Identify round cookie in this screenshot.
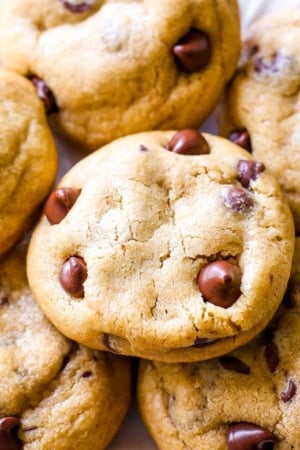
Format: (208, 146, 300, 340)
(0, 245, 131, 450)
(137, 238, 300, 450)
(0, 68, 57, 259)
(219, 10, 300, 232)
(0, 0, 240, 150)
(27, 130, 294, 363)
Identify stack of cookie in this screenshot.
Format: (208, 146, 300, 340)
(0, 1, 297, 449)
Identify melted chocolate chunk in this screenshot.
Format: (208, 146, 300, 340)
(29, 76, 58, 115)
(229, 129, 252, 153)
(173, 29, 211, 73)
(228, 422, 277, 450)
(198, 260, 241, 308)
(237, 160, 265, 189)
(280, 378, 296, 402)
(264, 340, 279, 373)
(219, 355, 250, 374)
(0, 417, 22, 450)
(166, 129, 210, 155)
(82, 371, 93, 378)
(222, 186, 254, 212)
(60, 0, 93, 13)
(45, 187, 81, 225)
(60, 256, 87, 298)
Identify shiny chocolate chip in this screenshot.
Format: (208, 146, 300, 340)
(60, 0, 93, 13)
(237, 160, 265, 189)
(45, 187, 81, 225)
(264, 340, 279, 373)
(229, 129, 252, 153)
(0, 417, 21, 450)
(222, 186, 254, 212)
(228, 422, 277, 450)
(219, 355, 250, 374)
(29, 76, 59, 115)
(198, 260, 241, 308)
(166, 129, 210, 155)
(173, 29, 211, 73)
(280, 378, 296, 402)
(60, 256, 87, 298)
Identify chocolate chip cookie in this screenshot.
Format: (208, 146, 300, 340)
(27, 129, 294, 362)
(219, 9, 300, 232)
(0, 68, 57, 259)
(0, 0, 240, 150)
(0, 245, 131, 450)
(137, 237, 300, 450)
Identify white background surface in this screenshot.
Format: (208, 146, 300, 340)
(49, 0, 300, 449)
(103, 1, 300, 448)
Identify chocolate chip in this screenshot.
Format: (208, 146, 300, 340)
(229, 129, 252, 153)
(228, 422, 277, 450)
(0, 295, 8, 306)
(222, 186, 254, 212)
(139, 144, 148, 152)
(219, 355, 250, 374)
(45, 187, 81, 225)
(198, 260, 241, 308)
(0, 417, 22, 450)
(173, 29, 211, 73)
(59, 0, 93, 13)
(82, 371, 93, 378)
(28, 76, 58, 115)
(166, 129, 210, 155)
(60, 256, 87, 298)
(237, 160, 265, 189)
(264, 340, 279, 373)
(192, 337, 217, 347)
(280, 378, 296, 402)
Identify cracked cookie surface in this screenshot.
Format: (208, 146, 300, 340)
(0, 68, 57, 259)
(0, 0, 240, 150)
(137, 237, 300, 450)
(0, 245, 131, 450)
(219, 10, 300, 232)
(27, 130, 294, 362)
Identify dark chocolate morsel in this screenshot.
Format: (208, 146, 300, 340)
(60, 256, 87, 298)
(222, 186, 254, 212)
(229, 129, 252, 152)
(237, 160, 265, 189)
(219, 355, 250, 374)
(198, 260, 241, 308)
(166, 129, 210, 155)
(228, 422, 277, 450)
(264, 340, 279, 373)
(0, 417, 22, 450)
(45, 187, 81, 225)
(28, 75, 59, 115)
(192, 337, 217, 347)
(173, 29, 211, 73)
(253, 52, 290, 74)
(280, 378, 297, 402)
(59, 0, 93, 13)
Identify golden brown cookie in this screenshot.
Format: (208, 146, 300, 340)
(0, 0, 240, 150)
(27, 130, 294, 362)
(219, 10, 300, 232)
(137, 237, 300, 450)
(0, 245, 131, 450)
(0, 68, 57, 259)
